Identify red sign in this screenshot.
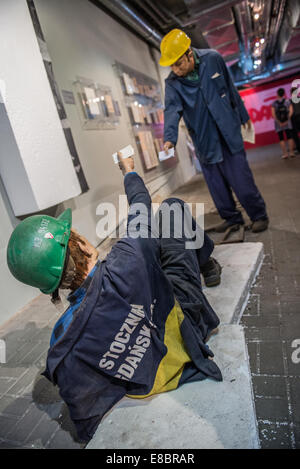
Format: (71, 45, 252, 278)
(240, 74, 300, 148)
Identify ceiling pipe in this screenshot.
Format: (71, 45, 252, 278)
(153, 2, 185, 29)
(214, 39, 238, 50)
(235, 71, 271, 86)
(261, 0, 273, 47)
(91, 0, 163, 49)
(202, 18, 235, 36)
(271, 57, 300, 75)
(232, 1, 253, 75)
(265, 0, 286, 58)
(143, 0, 173, 26)
(134, 0, 244, 30)
(181, 0, 243, 27)
(133, 0, 167, 30)
(235, 56, 300, 86)
(273, 0, 300, 60)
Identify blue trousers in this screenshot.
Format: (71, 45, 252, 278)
(158, 197, 220, 342)
(201, 142, 268, 225)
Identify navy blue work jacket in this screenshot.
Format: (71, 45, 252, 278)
(43, 173, 222, 442)
(164, 48, 250, 164)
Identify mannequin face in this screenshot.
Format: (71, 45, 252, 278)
(171, 50, 195, 77)
(65, 229, 99, 292)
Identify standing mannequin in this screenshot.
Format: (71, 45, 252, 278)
(160, 29, 269, 233)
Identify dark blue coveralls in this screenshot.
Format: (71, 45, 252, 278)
(164, 48, 268, 226)
(44, 172, 221, 442)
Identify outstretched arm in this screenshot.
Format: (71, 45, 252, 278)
(118, 153, 152, 211)
(163, 82, 183, 152)
(118, 154, 160, 263)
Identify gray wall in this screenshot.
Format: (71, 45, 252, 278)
(34, 0, 195, 245)
(0, 108, 39, 324)
(0, 186, 40, 326)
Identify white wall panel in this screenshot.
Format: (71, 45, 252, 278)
(0, 0, 81, 216)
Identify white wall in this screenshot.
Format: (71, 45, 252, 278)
(0, 0, 81, 216)
(0, 0, 195, 327)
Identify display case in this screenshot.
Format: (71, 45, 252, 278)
(73, 76, 121, 130)
(114, 62, 178, 171)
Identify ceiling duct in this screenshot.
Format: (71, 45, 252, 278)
(274, 0, 300, 61)
(90, 0, 300, 86)
(232, 1, 252, 75)
(265, 0, 287, 61)
(181, 0, 243, 26)
(132, 0, 169, 30)
(90, 0, 163, 48)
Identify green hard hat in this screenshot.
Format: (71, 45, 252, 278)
(7, 209, 72, 294)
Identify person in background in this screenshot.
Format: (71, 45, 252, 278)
(160, 29, 269, 234)
(290, 86, 300, 154)
(271, 88, 295, 159)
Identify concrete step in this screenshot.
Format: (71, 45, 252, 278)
(87, 242, 264, 449)
(205, 242, 264, 324)
(87, 325, 259, 449)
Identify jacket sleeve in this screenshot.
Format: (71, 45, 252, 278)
(163, 81, 183, 145)
(124, 172, 151, 207)
(215, 52, 250, 125)
(124, 172, 160, 264)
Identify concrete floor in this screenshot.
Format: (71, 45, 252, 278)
(239, 147, 300, 449)
(0, 143, 299, 449)
(175, 144, 300, 449)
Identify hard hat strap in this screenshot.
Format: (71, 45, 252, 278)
(59, 248, 76, 290)
(50, 247, 76, 314)
(51, 288, 66, 315)
(51, 288, 60, 304)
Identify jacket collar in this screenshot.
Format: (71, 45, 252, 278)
(67, 260, 101, 305)
(166, 48, 209, 84)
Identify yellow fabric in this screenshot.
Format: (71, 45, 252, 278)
(127, 301, 191, 399)
(159, 29, 191, 67)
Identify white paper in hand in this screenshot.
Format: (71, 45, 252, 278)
(241, 121, 255, 144)
(112, 144, 134, 164)
(159, 148, 175, 161)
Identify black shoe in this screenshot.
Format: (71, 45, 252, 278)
(214, 220, 243, 233)
(251, 218, 269, 233)
(201, 257, 222, 287)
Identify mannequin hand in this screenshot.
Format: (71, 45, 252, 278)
(163, 141, 174, 155)
(243, 119, 252, 131)
(118, 152, 134, 175)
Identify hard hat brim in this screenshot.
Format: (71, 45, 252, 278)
(159, 57, 178, 67)
(57, 208, 72, 230)
(40, 209, 72, 294)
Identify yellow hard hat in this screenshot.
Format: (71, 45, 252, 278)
(159, 29, 191, 67)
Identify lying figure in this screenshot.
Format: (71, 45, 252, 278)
(7, 154, 223, 442)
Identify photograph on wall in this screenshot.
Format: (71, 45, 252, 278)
(115, 61, 178, 172)
(73, 77, 121, 130)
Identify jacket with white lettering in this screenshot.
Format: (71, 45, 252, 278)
(43, 172, 222, 442)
